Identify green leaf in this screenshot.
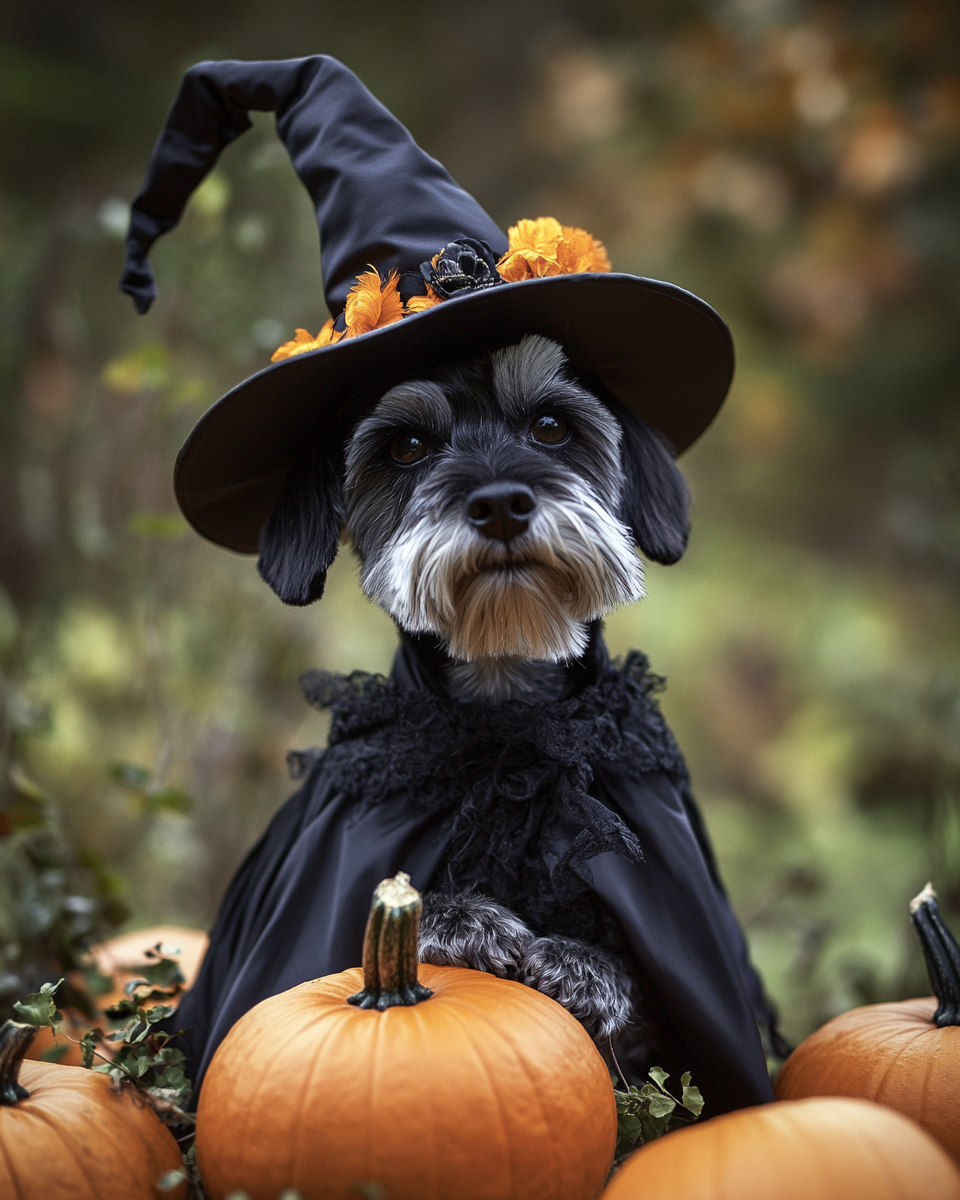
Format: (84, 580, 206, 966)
(140, 957, 186, 987)
(145, 786, 193, 815)
(156, 1170, 187, 1191)
(648, 1066, 669, 1090)
(680, 1072, 691, 1088)
(681, 1084, 705, 1116)
(81, 966, 115, 997)
(13, 978, 63, 1028)
(39, 1041, 71, 1063)
(646, 1093, 677, 1120)
(107, 761, 151, 789)
(80, 1029, 98, 1069)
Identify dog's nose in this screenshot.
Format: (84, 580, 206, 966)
(465, 483, 537, 543)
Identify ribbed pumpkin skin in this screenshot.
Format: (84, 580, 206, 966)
(774, 998, 960, 1164)
(0, 1060, 186, 1200)
(602, 1096, 960, 1200)
(197, 963, 616, 1200)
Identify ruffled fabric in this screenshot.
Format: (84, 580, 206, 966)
(294, 652, 687, 945)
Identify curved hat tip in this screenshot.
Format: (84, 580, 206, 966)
(120, 254, 157, 315)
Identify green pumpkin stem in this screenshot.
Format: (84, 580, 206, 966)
(0, 1021, 35, 1106)
(910, 883, 960, 1027)
(347, 872, 433, 1010)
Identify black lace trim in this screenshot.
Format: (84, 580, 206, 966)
(294, 652, 687, 942)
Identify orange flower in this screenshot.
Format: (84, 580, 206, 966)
(271, 320, 339, 362)
(497, 217, 611, 281)
(341, 268, 404, 338)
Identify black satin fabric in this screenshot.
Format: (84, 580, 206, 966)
(121, 55, 506, 317)
(175, 632, 776, 1114)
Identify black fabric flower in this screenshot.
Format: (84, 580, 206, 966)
(420, 237, 502, 298)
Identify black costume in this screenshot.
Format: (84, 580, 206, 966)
(176, 628, 776, 1113)
(125, 57, 779, 1117)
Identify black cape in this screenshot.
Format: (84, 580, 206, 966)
(176, 629, 778, 1114)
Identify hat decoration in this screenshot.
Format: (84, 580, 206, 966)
(120, 55, 733, 555)
(271, 219, 612, 362)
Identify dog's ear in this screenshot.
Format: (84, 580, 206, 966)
(617, 409, 691, 565)
(257, 441, 345, 605)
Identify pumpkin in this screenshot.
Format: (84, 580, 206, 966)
(196, 873, 617, 1200)
(774, 884, 960, 1164)
(0, 1019, 187, 1199)
(601, 1096, 960, 1200)
(26, 925, 208, 1067)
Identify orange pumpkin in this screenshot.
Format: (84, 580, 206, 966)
(0, 1020, 186, 1199)
(774, 884, 960, 1164)
(601, 1096, 960, 1200)
(196, 873, 616, 1200)
(26, 925, 208, 1067)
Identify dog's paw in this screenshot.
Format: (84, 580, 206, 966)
(419, 892, 535, 978)
(519, 936, 634, 1039)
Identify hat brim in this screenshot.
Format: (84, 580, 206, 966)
(174, 272, 733, 553)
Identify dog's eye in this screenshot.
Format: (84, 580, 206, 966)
(531, 414, 569, 445)
(389, 434, 427, 464)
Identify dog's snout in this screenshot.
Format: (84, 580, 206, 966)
(465, 482, 537, 543)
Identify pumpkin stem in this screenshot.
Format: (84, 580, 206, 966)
(910, 883, 960, 1027)
(347, 872, 433, 1010)
(0, 1021, 35, 1105)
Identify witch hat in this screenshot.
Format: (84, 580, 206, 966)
(121, 55, 733, 555)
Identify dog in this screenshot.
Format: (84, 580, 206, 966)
(256, 332, 691, 1047)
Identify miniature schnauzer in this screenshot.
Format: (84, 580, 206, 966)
(258, 334, 690, 1043)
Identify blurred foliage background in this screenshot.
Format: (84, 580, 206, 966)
(1, 0, 959, 1046)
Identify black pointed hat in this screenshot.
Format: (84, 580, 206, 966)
(122, 56, 733, 554)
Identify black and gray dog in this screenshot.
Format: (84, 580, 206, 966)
(257, 332, 690, 1045)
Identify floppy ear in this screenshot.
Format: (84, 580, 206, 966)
(617, 408, 691, 565)
(257, 441, 345, 605)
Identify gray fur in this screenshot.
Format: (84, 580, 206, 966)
(419, 892, 534, 977)
(520, 935, 635, 1039)
(420, 892, 635, 1039)
(344, 335, 644, 676)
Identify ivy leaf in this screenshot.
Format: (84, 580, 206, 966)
(79, 1029, 99, 1069)
(681, 1082, 705, 1117)
(13, 978, 63, 1028)
(140, 956, 186, 988)
(646, 1093, 677, 1120)
(648, 1066, 669, 1089)
(39, 1041, 71, 1063)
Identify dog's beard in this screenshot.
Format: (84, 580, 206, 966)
(360, 480, 645, 662)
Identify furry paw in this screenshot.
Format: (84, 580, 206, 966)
(519, 936, 634, 1039)
(419, 892, 535, 978)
